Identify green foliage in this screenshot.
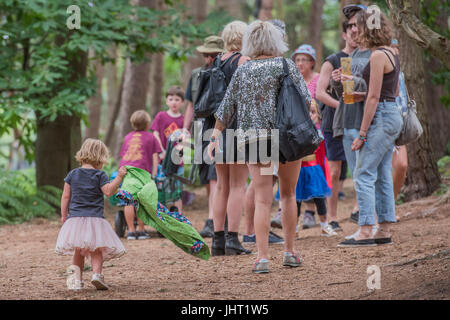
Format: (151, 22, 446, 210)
(0, 0, 224, 162)
(0, 168, 62, 225)
(437, 155, 450, 178)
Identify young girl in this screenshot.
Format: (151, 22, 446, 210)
(296, 100, 336, 237)
(55, 139, 127, 290)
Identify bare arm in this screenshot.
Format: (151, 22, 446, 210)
(152, 153, 159, 178)
(153, 131, 165, 153)
(359, 51, 385, 135)
(61, 183, 71, 224)
(316, 61, 339, 109)
(183, 101, 194, 131)
(101, 166, 127, 198)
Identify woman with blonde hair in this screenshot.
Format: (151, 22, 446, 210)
(209, 20, 251, 256)
(209, 20, 311, 272)
(338, 9, 402, 247)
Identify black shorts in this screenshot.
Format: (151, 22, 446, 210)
(324, 132, 346, 161)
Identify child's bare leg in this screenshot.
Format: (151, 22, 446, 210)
(124, 205, 136, 232)
(137, 218, 146, 232)
(72, 248, 85, 279)
(91, 249, 103, 275)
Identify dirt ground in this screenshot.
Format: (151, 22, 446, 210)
(0, 178, 449, 300)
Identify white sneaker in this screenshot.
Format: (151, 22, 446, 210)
(344, 226, 378, 240)
(321, 224, 338, 237)
(91, 273, 109, 290)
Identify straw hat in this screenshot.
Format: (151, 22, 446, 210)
(196, 35, 226, 53)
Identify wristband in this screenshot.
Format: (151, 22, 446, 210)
(359, 135, 369, 147)
(210, 136, 216, 143)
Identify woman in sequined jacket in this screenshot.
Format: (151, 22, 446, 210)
(208, 20, 311, 273)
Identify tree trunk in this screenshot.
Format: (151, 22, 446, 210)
(113, 0, 156, 159)
(114, 58, 151, 158)
(148, 0, 165, 118)
(397, 1, 441, 201)
(35, 45, 87, 188)
(307, 0, 325, 71)
(103, 45, 118, 134)
(84, 50, 103, 139)
(257, 0, 273, 21)
(215, 0, 244, 20)
(104, 67, 125, 150)
(181, 0, 209, 90)
(423, 6, 449, 159)
(149, 53, 164, 118)
(388, 0, 450, 69)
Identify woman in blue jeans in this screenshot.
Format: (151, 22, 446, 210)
(338, 9, 403, 247)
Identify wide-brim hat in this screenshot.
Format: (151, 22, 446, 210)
(291, 44, 316, 62)
(196, 35, 226, 53)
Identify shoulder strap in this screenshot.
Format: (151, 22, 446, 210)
(282, 58, 289, 76)
(377, 48, 396, 69)
(220, 52, 240, 68)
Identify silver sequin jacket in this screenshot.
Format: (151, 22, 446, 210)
(214, 57, 311, 144)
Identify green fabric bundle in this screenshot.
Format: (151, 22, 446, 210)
(118, 166, 210, 260)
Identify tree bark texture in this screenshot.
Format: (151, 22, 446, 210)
(257, 0, 273, 21)
(84, 51, 103, 139)
(181, 0, 209, 90)
(104, 45, 118, 134)
(388, 0, 450, 69)
(35, 47, 87, 188)
(307, 0, 325, 71)
(215, 0, 244, 20)
(396, 1, 441, 201)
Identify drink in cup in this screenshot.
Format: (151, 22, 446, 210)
(343, 80, 355, 104)
(341, 57, 352, 76)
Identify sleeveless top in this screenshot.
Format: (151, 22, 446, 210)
(362, 48, 400, 101)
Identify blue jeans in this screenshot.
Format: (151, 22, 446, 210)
(343, 128, 360, 178)
(353, 101, 403, 226)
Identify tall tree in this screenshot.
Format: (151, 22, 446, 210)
(256, 0, 273, 20)
(103, 45, 119, 134)
(181, 0, 209, 90)
(395, 0, 441, 201)
(307, 0, 325, 70)
(387, 0, 450, 69)
(149, 0, 165, 118)
(215, 0, 244, 20)
(84, 50, 103, 139)
(114, 0, 157, 158)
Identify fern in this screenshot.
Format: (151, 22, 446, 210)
(0, 168, 62, 225)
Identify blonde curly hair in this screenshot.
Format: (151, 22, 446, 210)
(75, 138, 109, 167)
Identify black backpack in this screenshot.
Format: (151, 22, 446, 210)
(194, 52, 240, 119)
(276, 59, 323, 163)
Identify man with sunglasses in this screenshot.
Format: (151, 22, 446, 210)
(316, 5, 365, 232)
(183, 35, 225, 238)
(330, 4, 374, 236)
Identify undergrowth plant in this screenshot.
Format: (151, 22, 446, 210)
(0, 168, 62, 225)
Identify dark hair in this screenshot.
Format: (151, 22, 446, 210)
(166, 85, 185, 101)
(342, 21, 349, 33)
(356, 9, 393, 48)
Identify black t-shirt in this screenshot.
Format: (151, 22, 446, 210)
(320, 51, 349, 133)
(64, 168, 109, 219)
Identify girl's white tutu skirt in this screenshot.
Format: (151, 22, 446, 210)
(55, 217, 126, 261)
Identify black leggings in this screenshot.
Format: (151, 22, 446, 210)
(297, 198, 327, 216)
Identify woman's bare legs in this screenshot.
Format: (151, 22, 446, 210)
(227, 164, 249, 232)
(213, 164, 230, 232)
(248, 163, 274, 261)
(244, 180, 256, 235)
(277, 160, 302, 254)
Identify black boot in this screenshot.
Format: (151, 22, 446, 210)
(212, 231, 225, 256)
(200, 219, 214, 238)
(225, 232, 251, 255)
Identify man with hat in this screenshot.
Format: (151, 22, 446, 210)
(183, 35, 225, 238)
